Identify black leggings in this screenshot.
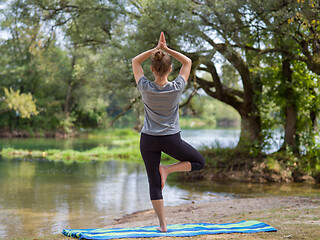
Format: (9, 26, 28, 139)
(140, 132, 205, 200)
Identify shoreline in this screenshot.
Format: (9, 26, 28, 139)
(105, 196, 320, 240)
(15, 196, 320, 240)
(109, 196, 319, 228)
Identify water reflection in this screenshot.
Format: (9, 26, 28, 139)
(171, 180, 320, 198)
(181, 129, 240, 148)
(0, 129, 242, 151)
(181, 129, 284, 153)
(0, 128, 318, 239)
(0, 156, 223, 238)
(0, 136, 100, 151)
(0, 129, 285, 154)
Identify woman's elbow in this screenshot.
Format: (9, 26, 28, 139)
(185, 58, 192, 66)
(132, 58, 140, 69)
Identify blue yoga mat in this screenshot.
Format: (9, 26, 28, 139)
(62, 220, 277, 239)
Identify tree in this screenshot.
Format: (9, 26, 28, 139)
(233, 0, 320, 153)
(0, 0, 116, 134)
(125, 0, 320, 154)
(125, 0, 264, 149)
(0, 87, 39, 119)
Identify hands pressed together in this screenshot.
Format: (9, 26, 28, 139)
(156, 32, 168, 51)
(132, 31, 191, 83)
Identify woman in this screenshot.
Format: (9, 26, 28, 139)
(132, 32, 205, 232)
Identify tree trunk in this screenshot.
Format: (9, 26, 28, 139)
(310, 86, 318, 132)
(238, 74, 262, 150)
(63, 55, 76, 117)
(280, 58, 298, 153)
(310, 110, 317, 132)
(283, 103, 297, 150)
(238, 113, 261, 149)
(64, 85, 72, 117)
(194, 43, 262, 150)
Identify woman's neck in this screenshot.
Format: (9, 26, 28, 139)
(154, 76, 168, 87)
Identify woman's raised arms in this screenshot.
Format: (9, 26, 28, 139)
(132, 34, 162, 83)
(132, 48, 155, 84)
(160, 32, 192, 83)
(132, 32, 192, 83)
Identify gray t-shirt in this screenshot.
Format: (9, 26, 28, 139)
(137, 75, 186, 136)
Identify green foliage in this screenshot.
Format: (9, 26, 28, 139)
(0, 0, 319, 175)
(0, 87, 39, 118)
(221, 63, 241, 90)
(85, 128, 139, 139)
(1, 128, 141, 162)
(179, 116, 216, 129)
(260, 59, 320, 154)
(299, 145, 320, 176)
(211, 99, 241, 123)
(1, 145, 141, 162)
(265, 157, 284, 173)
(0, 0, 122, 133)
(180, 94, 240, 128)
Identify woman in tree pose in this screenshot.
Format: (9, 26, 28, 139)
(132, 32, 205, 232)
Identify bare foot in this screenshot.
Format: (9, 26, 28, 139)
(156, 225, 167, 232)
(159, 165, 168, 190)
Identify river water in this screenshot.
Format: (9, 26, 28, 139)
(0, 129, 319, 238)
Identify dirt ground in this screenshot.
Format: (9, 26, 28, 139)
(25, 196, 320, 240)
(108, 196, 320, 240)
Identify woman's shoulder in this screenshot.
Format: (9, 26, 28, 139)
(138, 75, 149, 84)
(172, 75, 186, 89)
(137, 76, 151, 91)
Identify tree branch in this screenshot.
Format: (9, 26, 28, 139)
(196, 76, 242, 112)
(199, 31, 252, 103)
(222, 85, 244, 99)
(232, 44, 308, 62)
(202, 60, 223, 97)
(196, 65, 244, 99)
(110, 96, 141, 126)
(179, 87, 199, 108)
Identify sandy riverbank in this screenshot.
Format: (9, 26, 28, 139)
(110, 196, 318, 227)
(105, 196, 320, 240)
(25, 196, 320, 240)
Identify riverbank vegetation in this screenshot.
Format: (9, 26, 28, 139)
(0, 0, 319, 182)
(197, 146, 319, 184)
(0, 128, 178, 164)
(1, 128, 319, 183)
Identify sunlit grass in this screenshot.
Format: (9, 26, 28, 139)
(0, 128, 177, 164)
(0, 128, 140, 162)
(1, 145, 141, 163)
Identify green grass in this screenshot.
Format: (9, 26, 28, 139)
(0, 128, 177, 164)
(1, 145, 141, 163)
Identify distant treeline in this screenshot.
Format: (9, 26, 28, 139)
(0, 0, 319, 165)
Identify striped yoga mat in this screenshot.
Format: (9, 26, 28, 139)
(62, 220, 277, 239)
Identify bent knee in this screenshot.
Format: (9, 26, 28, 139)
(199, 159, 205, 170)
(191, 157, 205, 171)
(200, 159, 205, 169)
